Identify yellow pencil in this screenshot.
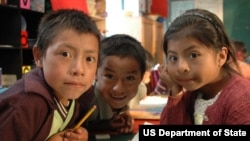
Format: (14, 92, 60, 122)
(73, 105, 96, 130)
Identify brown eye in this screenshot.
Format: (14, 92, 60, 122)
(86, 57, 95, 63)
(168, 56, 178, 62)
(190, 53, 199, 59)
(104, 74, 114, 80)
(61, 52, 70, 57)
(126, 76, 135, 81)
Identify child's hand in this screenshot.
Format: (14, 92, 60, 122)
(117, 112, 134, 133)
(158, 64, 172, 84)
(47, 127, 88, 141)
(64, 127, 88, 141)
(110, 112, 134, 134)
(158, 64, 183, 96)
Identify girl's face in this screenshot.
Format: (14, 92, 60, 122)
(34, 29, 99, 105)
(96, 56, 142, 109)
(166, 37, 227, 93)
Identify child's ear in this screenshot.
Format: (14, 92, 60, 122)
(218, 47, 228, 67)
(33, 46, 43, 67)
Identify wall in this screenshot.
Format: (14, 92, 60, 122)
(224, 0, 250, 51)
(106, 0, 142, 42)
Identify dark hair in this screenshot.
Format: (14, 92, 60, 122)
(163, 9, 238, 74)
(231, 39, 248, 60)
(100, 34, 147, 78)
(36, 9, 101, 56)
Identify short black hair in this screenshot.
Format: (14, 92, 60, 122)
(36, 9, 101, 56)
(100, 34, 147, 78)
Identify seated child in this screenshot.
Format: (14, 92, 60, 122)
(0, 9, 100, 141)
(83, 34, 147, 134)
(230, 39, 250, 81)
(160, 8, 250, 125)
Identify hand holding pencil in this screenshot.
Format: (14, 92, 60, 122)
(73, 105, 97, 130)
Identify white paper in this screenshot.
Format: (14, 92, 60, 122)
(131, 122, 153, 141)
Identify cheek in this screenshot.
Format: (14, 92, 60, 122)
(87, 69, 97, 79)
(167, 66, 175, 75)
(129, 92, 137, 100)
(97, 80, 111, 92)
(127, 84, 140, 97)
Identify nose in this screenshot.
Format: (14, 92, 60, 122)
(70, 59, 85, 76)
(178, 59, 190, 73)
(113, 80, 125, 93)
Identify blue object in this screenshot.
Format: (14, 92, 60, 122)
(156, 16, 165, 23)
(0, 87, 8, 94)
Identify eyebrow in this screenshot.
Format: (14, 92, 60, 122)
(167, 45, 198, 54)
(104, 67, 139, 74)
(61, 44, 98, 54)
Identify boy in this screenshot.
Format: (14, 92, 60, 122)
(0, 9, 100, 141)
(83, 34, 146, 134)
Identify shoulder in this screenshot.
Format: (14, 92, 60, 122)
(1, 88, 52, 112)
(0, 90, 52, 127)
(226, 73, 250, 93)
(217, 74, 250, 105)
(238, 61, 250, 81)
(0, 68, 55, 115)
(0, 69, 55, 105)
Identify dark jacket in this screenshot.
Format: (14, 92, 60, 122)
(0, 68, 94, 141)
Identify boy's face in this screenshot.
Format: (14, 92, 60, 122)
(34, 29, 99, 104)
(96, 56, 142, 109)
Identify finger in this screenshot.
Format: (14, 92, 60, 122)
(119, 126, 133, 134)
(64, 128, 88, 140)
(126, 116, 134, 126)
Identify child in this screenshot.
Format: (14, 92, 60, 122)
(159, 9, 250, 125)
(84, 34, 146, 134)
(231, 39, 248, 61)
(230, 39, 250, 81)
(0, 9, 100, 140)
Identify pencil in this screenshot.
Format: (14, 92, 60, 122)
(73, 105, 96, 130)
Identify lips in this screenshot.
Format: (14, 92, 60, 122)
(110, 94, 126, 100)
(175, 78, 194, 86)
(178, 79, 192, 82)
(64, 81, 85, 87)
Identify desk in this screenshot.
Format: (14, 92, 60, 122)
(89, 119, 159, 141)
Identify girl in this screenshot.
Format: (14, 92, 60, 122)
(160, 9, 250, 125)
